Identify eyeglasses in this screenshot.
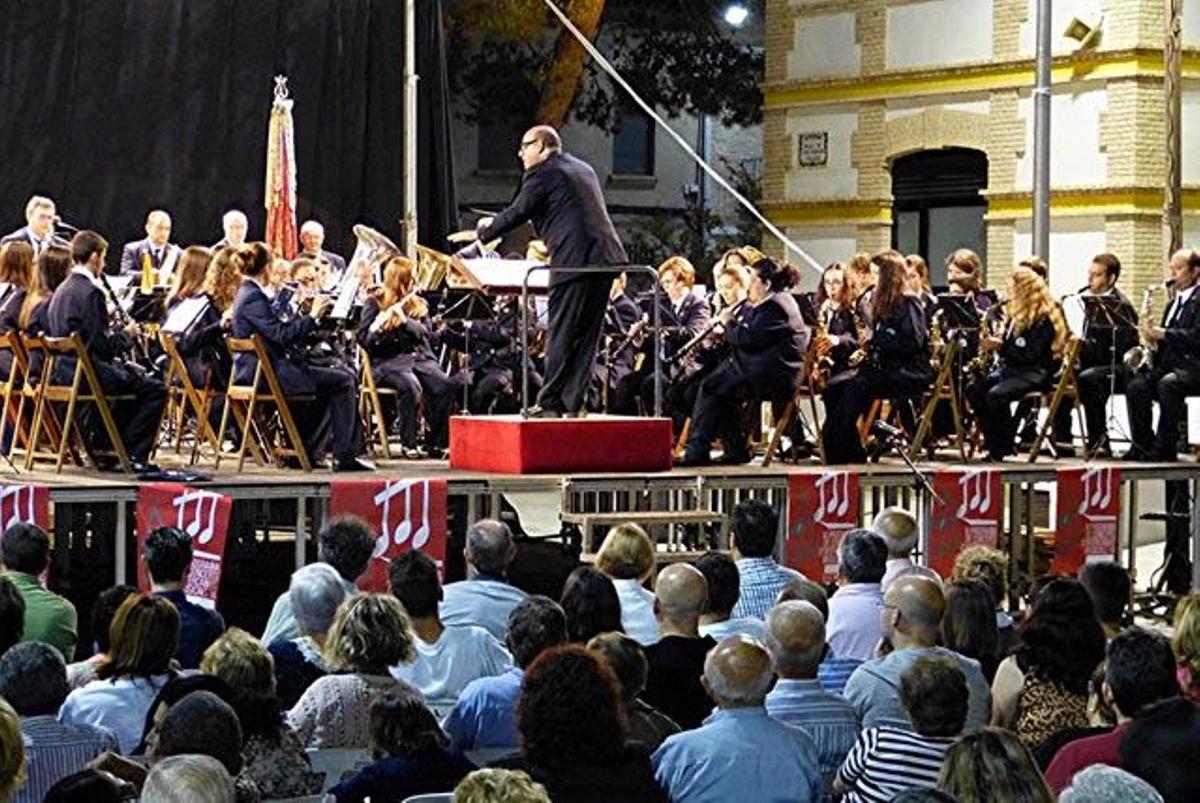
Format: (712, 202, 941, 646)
(518, 140, 539, 152)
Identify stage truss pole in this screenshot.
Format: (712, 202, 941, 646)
(1031, 0, 1052, 261)
(403, 0, 419, 260)
(1165, 0, 1183, 256)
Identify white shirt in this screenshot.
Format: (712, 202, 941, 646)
(699, 616, 767, 643)
(880, 558, 942, 592)
(58, 673, 172, 754)
(440, 577, 527, 641)
(612, 578, 660, 646)
(69, 265, 102, 289)
(826, 583, 885, 662)
(391, 625, 514, 721)
(1165, 285, 1196, 327)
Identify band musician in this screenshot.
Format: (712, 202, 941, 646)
(1, 196, 68, 256)
(812, 261, 859, 408)
(676, 258, 807, 467)
(1124, 248, 1200, 461)
(47, 231, 167, 471)
(119, 210, 181, 282)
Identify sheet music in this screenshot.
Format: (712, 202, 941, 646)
(458, 258, 551, 291)
(162, 296, 211, 334)
(1063, 293, 1087, 338)
(331, 270, 360, 320)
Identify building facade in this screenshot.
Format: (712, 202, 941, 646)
(764, 0, 1200, 297)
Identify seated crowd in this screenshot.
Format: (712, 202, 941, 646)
(0, 502, 1195, 802)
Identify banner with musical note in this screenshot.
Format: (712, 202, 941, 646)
(329, 479, 448, 592)
(0, 483, 52, 585)
(786, 471, 860, 582)
(929, 468, 1002, 578)
(136, 483, 233, 609)
(1053, 467, 1120, 574)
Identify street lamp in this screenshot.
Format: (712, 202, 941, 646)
(723, 3, 750, 28)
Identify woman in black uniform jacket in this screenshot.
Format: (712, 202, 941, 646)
(357, 255, 465, 457)
(966, 266, 1067, 461)
(0, 241, 33, 380)
(18, 245, 72, 382)
(676, 258, 808, 466)
(822, 250, 933, 465)
(814, 261, 860, 414)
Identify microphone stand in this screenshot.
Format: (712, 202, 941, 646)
(874, 425, 944, 505)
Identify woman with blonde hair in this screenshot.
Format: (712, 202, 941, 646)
(966, 266, 1068, 461)
(286, 593, 418, 748)
(596, 523, 659, 645)
(0, 698, 24, 803)
(938, 727, 1053, 803)
(1171, 592, 1200, 702)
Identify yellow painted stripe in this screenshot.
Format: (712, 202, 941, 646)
(765, 50, 1200, 108)
(764, 201, 893, 225)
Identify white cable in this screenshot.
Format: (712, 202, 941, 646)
(540, 0, 822, 274)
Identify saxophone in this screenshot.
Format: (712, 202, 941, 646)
(847, 297, 871, 368)
(966, 305, 1004, 377)
(929, 307, 947, 369)
(809, 299, 837, 392)
(1122, 287, 1158, 373)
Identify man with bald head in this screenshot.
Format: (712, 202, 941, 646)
(652, 635, 823, 802)
(874, 508, 941, 591)
(120, 209, 181, 281)
(843, 575, 991, 731)
(440, 519, 527, 640)
(764, 601, 860, 794)
(467, 125, 627, 417)
(641, 563, 716, 729)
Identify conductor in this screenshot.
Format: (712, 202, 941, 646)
(467, 125, 627, 417)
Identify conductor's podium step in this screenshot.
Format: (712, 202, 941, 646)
(449, 414, 674, 475)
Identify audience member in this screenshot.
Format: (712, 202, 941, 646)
(267, 562, 343, 707)
(0, 642, 117, 803)
(826, 529, 888, 661)
(150, 691, 251, 798)
(694, 552, 766, 642)
(873, 508, 940, 590)
(506, 645, 665, 802)
(843, 576, 990, 731)
(0, 699, 21, 803)
(261, 516, 371, 645)
(200, 628, 322, 799)
(763, 600, 859, 794)
(1170, 592, 1200, 702)
(587, 632, 679, 750)
(1078, 561, 1131, 641)
(441, 519, 528, 639)
(952, 546, 1015, 656)
(938, 727, 1053, 802)
(0, 577, 23, 656)
(1045, 627, 1179, 792)
(142, 527, 225, 669)
(776, 577, 863, 694)
(140, 754, 235, 803)
(642, 563, 716, 730)
(330, 687, 474, 803)
(835, 654, 968, 802)
(653, 635, 822, 802)
(65, 585, 134, 689)
(595, 523, 659, 645)
(388, 549, 512, 720)
(559, 565, 623, 644)
(942, 579, 1001, 682)
(288, 593, 417, 748)
(58, 593, 179, 753)
(1120, 696, 1200, 803)
(136, 672, 235, 756)
(1, 522, 77, 659)
(444, 595, 567, 754)
(728, 500, 802, 620)
(454, 768, 550, 803)
(43, 769, 137, 803)
(1058, 764, 1164, 803)
(991, 577, 1105, 747)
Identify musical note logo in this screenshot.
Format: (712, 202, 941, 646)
(372, 480, 419, 559)
(814, 472, 853, 527)
(956, 470, 995, 524)
(172, 490, 221, 545)
(1078, 468, 1116, 519)
(0, 485, 36, 531)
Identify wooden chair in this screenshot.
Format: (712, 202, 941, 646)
(908, 338, 968, 461)
(10, 336, 77, 468)
(216, 335, 314, 472)
(27, 334, 136, 473)
(358, 347, 398, 460)
(159, 333, 223, 464)
(1024, 337, 1087, 463)
(0, 333, 26, 467)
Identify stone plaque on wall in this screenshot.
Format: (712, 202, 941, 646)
(798, 132, 828, 167)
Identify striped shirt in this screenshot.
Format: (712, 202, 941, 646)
(766, 678, 861, 796)
(17, 715, 118, 803)
(836, 726, 955, 803)
(818, 654, 863, 697)
(731, 557, 805, 620)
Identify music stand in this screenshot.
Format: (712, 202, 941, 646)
(796, 291, 820, 328)
(129, 288, 168, 324)
(436, 288, 496, 413)
(934, 293, 981, 330)
(1082, 295, 1139, 449)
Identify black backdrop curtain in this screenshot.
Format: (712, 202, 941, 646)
(0, 0, 457, 264)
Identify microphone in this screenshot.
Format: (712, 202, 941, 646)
(870, 419, 906, 442)
(52, 215, 80, 234)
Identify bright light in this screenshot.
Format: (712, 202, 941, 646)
(724, 3, 750, 28)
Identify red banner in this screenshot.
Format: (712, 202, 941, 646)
(786, 471, 860, 582)
(0, 483, 52, 585)
(136, 483, 233, 609)
(929, 468, 1003, 578)
(1053, 467, 1120, 574)
(329, 479, 449, 592)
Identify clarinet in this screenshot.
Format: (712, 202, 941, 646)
(98, 272, 153, 365)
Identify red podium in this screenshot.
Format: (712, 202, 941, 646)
(449, 415, 674, 475)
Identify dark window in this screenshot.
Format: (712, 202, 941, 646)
(612, 108, 655, 176)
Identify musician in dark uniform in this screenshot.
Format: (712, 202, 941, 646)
(440, 296, 543, 415)
(18, 245, 72, 383)
(0, 242, 34, 380)
(812, 261, 859, 411)
(230, 242, 372, 471)
(1, 196, 68, 256)
(299, 219, 348, 291)
(119, 210, 182, 281)
(821, 250, 933, 465)
(965, 266, 1067, 462)
(676, 258, 808, 466)
(646, 256, 711, 414)
(593, 273, 643, 413)
(468, 125, 627, 417)
(46, 231, 167, 469)
(358, 255, 465, 457)
(1125, 248, 1200, 461)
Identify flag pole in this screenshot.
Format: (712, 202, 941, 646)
(403, 0, 419, 259)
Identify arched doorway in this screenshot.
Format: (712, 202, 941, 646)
(891, 148, 988, 287)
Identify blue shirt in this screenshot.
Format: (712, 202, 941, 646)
(652, 707, 824, 803)
(442, 667, 523, 753)
(817, 653, 863, 697)
(731, 558, 804, 620)
(765, 678, 861, 795)
(154, 589, 225, 669)
(440, 576, 527, 641)
(16, 715, 119, 803)
(843, 646, 992, 732)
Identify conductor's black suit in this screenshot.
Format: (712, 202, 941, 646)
(478, 151, 627, 414)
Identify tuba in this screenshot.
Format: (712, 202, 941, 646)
(348, 224, 403, 284)
(1123, 286, 1159, 373)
